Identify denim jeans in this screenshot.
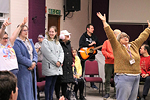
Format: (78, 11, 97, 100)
(114, 74, 140, 100)
(45, 76, 57, 100)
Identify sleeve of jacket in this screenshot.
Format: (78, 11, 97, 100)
(104, 26, 120, 51)
(132, 28, 150, 49)
(58, 42, 64, 64)
(75, 56, 82, 76)
(79, 34, 89, 47)
(41, 39, 58, 65)
(102, 40, 114, 59)
(30, 39, 38, 63)
(13, 41, 32, 67)
(141, 67, 146, 74)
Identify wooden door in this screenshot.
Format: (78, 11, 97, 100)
(48, 14, 60, 35)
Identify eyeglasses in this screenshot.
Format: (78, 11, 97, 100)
(3, 37, 9, 40)
(120, 35, 129, 39)
(22, 30, 28, 32)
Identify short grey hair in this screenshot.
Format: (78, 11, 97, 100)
(117, 32, 130, 42)
(114, 29, 121, 35)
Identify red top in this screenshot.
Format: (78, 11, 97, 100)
(102, 40, 114, 64)
(140, 55, 150, 75)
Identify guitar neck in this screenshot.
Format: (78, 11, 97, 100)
(93, 45, 102, 51)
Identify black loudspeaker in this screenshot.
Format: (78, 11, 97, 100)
(65, 0, 80, 12)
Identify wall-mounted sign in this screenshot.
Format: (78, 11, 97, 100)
(48, 8, 61, 15)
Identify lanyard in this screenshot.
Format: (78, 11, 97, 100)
(127, 46, 132, 59)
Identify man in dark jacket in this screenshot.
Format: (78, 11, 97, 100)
(79, 24, 101, 89)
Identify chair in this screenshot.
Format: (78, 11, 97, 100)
(36, 62, 46, 100)
(84, 60, 103, 96)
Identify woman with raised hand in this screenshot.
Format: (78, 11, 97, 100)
(0, 18, 27, 77)
(0, 18, 11, 37)
(41, 26, 64, 100)
(13, 18, 38, 100)
(97, 12, 150, 100)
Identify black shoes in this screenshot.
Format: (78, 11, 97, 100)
(79, 96, 86, 100)
(103, 93, 110, 100)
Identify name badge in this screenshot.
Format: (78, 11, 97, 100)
(129, 59, 135, 65)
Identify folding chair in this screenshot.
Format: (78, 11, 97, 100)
(36, 62, 46, 100)
(84, 60, 103, 96)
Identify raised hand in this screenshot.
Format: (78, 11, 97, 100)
(147, 20, 150, 28)
(2, 18, 11, 29)
(97, 12, 109, 28)
(20, 17, 27, 27)
(97, 12, 106, 22)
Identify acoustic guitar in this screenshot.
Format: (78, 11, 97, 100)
(78, 45, 102, 60)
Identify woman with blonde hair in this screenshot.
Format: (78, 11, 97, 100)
(41, 26, 64, 100)
(13, 23, 38, 100)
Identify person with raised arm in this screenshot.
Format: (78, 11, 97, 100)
(0, 17, 27, 77)
(13, 18, 38, 100)
(97, 12, 150, 100)
(0, 18, 11, 37)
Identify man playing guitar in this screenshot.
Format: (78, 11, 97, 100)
(79, 24, 101, 89)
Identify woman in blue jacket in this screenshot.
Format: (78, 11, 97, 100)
(13, 25, 38, 100)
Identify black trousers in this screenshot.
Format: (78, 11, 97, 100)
(74, 78, 84, 97)
(55, 76, 67, 99)
(140, 76, 150, 96)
